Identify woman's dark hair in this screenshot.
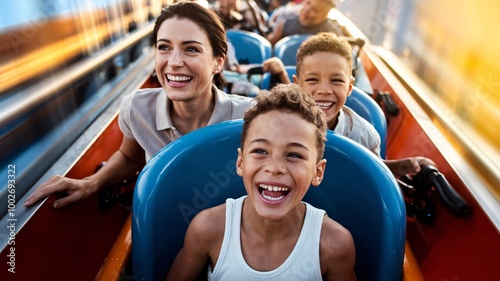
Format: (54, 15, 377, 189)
(151, 2, 227, 89)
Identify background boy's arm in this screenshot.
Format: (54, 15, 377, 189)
(384, 156, 437, 177)
(165, 207, 225, 281)
(267, 20, 285, 45)
(320, 217, 357, 281)
(262, 57, 290, 84)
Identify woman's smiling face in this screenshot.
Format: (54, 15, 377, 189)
(154, 17, 224, 102)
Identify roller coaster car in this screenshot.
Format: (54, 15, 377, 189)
(1, 5, 498, 281)
(132, 119, 406, 281)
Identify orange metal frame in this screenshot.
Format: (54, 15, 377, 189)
(361, 48, 500, 280)
(0, 118, 129, 281)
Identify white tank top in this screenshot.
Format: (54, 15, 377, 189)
(208, 196, 325, 281)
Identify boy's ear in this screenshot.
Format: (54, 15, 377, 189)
(236, 148, 243, 176)
(311, 159, 327, 186)
(347, 76, 355, 97)
(292, 74, 299, 84)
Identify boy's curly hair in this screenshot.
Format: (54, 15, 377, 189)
(296, 32, 352, 78)
(241, 83, 327, 162)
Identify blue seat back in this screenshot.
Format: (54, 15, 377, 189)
(226, 29, 272, 64)
(273, 34, 311, 65)
(132, 120, 405, 281)
(346, 86, 387, 158)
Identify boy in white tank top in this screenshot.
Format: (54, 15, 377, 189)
(166, 83, 356, 280)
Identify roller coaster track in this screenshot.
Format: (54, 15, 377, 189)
(0, 22, 155, 218)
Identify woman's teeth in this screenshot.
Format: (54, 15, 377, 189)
(167, 74, 191, 82)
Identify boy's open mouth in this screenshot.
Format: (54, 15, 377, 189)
(258, 184, 290, 201)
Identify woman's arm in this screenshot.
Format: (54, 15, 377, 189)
(24, 136, 145, 208)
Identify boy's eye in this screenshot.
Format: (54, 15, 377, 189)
(287, 152, 304, 159)
(332, 79, 345, 84)
(305, 78, 318, 83)
(250, 148, 267, 155)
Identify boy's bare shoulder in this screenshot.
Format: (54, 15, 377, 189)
(188, 203, 227, 238)
(319, 216, 356, 279)
(320, 216, 355, 258)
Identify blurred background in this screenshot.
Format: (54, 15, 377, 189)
(340, 0, 499, 159)
(0, 0, 498, 212)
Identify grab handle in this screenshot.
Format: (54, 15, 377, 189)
(421, 165, 472, 217)
(375, 90, 400, 116)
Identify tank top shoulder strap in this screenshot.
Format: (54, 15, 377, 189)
(208, 196, 246, 280)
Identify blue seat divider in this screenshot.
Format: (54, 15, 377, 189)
(346, 86, 388, 158)
(273, 34, 311, 65)
(226, 29, 272, 64)
(132, 120, 405, 281)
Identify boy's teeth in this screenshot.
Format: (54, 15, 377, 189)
(260, 184, 288, 201)
(259, 184, 289, 192)
(316, 101, 333, 108)
(262, 193, 285, 201)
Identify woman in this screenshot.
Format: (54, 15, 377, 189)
(24, 2, 254, 209)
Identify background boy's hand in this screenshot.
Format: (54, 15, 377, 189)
(262, 57, 290, 83)
(385, 156, 437, 177)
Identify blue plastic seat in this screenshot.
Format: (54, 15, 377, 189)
(132, 120, 405, 281)
(226, 29, 272, 64)
(273, 34, 311, 65)
(346, 86, 388, 158)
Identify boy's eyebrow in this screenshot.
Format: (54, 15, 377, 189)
(303, 71, 348, 78)
(288, 142, 310, 151)
(249, 138, 310, 151)
(331, 73, 348, 79)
